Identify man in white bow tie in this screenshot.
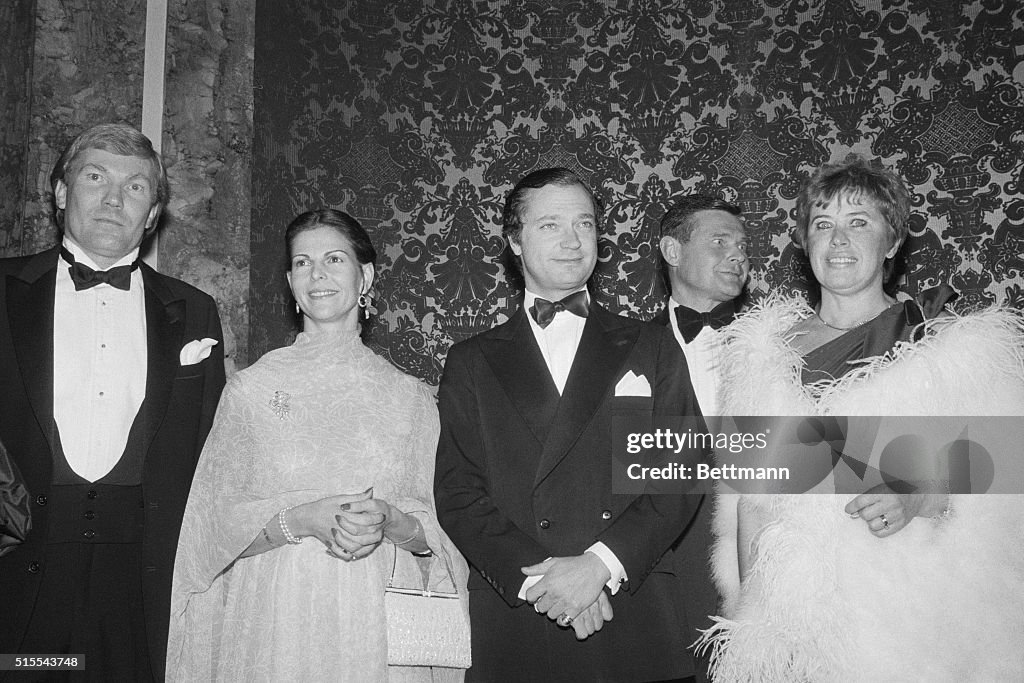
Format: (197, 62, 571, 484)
(654, 194, 749, 681)
(435, 167, 707, 682)
(0, 123, 225, 680)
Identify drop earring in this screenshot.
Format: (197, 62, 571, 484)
(358, 293, 370, 320)
(295, 302, 301, 315)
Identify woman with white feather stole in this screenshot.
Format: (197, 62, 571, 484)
(698, 156, 1024, 682)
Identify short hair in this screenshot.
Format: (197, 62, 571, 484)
(50, 123, 168, 232)
(660, 195, 743, 243)
(793, 154, 911, 251)
(285, 208, 378, 267)
(501, 167, 601, 245)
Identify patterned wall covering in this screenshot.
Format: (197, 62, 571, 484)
(252, 0, 1024, 385)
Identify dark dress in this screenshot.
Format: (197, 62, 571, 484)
(802, 285, 957, 386)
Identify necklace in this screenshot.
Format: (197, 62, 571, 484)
(814, 305, 890, 332)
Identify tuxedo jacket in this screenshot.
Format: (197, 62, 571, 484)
(0, 246, 225, 677)
(435, 302, 705, 682)
(652, 304, 671, 328)
(655, 300, 727, 683)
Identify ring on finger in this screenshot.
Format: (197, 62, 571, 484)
(880, 513, 890, 530)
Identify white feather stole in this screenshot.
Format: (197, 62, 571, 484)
(698, 297, 1024, 683)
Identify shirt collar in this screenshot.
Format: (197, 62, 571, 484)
(524, 287, 589, 332)
(61, 237, 140, 271)
(524, 286, 589, 311)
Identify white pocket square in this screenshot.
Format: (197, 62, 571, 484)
(179, 338, 218, 366)
(615, 370, 651, 397)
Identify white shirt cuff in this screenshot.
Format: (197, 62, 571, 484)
(518, 573, 544, 601)
(586, 542, 627, 595)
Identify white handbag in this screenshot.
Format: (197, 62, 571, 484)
(384, 548, 471, 668)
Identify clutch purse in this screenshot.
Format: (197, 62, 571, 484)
(0, 441, 31, 558)
(385, 546, 471, 669)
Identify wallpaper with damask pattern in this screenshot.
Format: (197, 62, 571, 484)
(252, 0, 1024, 384)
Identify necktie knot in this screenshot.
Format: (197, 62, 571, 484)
(61, 247, 139, 291)
(530, 290, 589, 329)
(674, 301, 737, 343)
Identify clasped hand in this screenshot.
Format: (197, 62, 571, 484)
(292, 488, 394, 560)
(521, 553, 614, 640)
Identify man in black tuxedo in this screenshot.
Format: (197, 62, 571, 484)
(435, 168, 705, 682)
(0, 123, 225, 681)
(655, 195, 748, 415)
(654, 194, 749, 682)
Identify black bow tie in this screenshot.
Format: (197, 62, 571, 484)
(60, 247, 139, 291)
(530, 290, 589, 329)
(674, 301, 737, 343)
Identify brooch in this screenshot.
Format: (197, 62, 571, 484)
(270, 391, 291, 420)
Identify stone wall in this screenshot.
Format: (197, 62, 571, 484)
(20, 0, 150, 251)
(162, 0, 254, 370)
(0, 0, 36, 254)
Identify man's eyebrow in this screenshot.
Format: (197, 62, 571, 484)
(77, 163, 151, 182)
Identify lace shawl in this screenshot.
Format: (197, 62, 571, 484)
(167, 332, 468, 682)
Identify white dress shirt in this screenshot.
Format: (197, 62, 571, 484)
(523, 289, 587, 395)
(518, 289, 628, 598)
(668, 297, 726, 417)
(53, 240, 147, 482)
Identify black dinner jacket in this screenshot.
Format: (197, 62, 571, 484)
(435, 300, 706, 681)
(0, 246, 225, 679)
(652, 303, 672, 328)
(655, 298, 728, 683)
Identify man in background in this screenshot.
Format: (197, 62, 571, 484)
(655, 193, 749, 681)
(656, 195, 749, 414)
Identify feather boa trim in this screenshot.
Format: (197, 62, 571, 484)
(697, 297, 1024, 682)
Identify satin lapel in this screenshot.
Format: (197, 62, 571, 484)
(652, 305, 670, 328)
(141, 267, 185, 456)
(480, 310, 560, 446)
(5, 251, 59, 454)
(534, 305, 639, 487)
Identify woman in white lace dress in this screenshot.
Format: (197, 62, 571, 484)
(167, 209, 468, 682)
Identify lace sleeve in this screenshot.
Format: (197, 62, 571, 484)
(389, 382, 469, 595)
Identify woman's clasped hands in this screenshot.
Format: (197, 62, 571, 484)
(286, 488, 381, 560)
(288, 487, 424, 561)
